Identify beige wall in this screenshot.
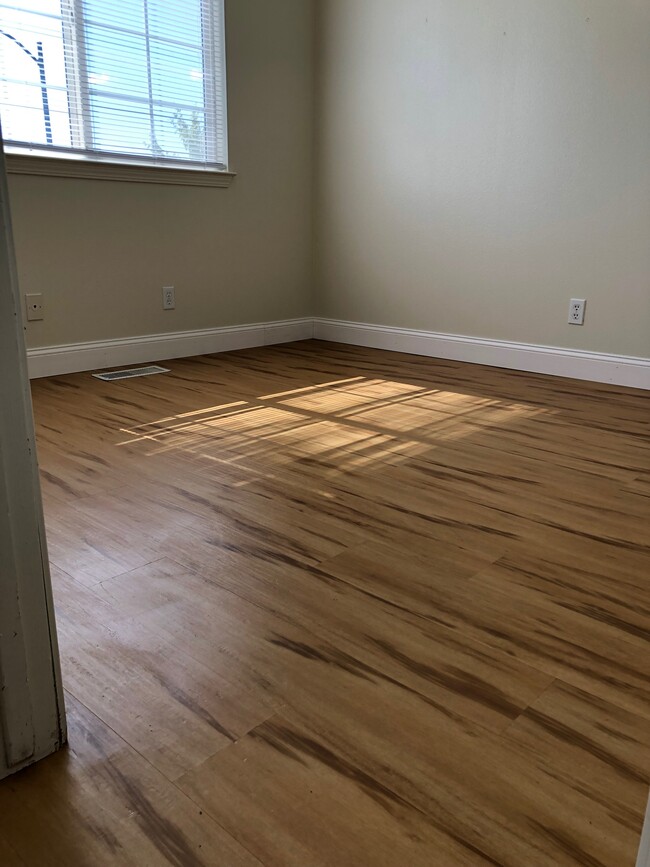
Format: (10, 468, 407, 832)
(8, 0, 650, 359)
(316, 0, 650, 357)
(9, 0, 315, 349)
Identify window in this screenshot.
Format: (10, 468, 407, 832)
(0, 0, 227, 172)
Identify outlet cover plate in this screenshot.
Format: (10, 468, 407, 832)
(568, 298, 586, 326)
(162, 286, 176, 310)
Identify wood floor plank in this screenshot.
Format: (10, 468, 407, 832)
(116, 470, 366, 562)
(95, 554, 554, 737)
(179, 712, 491, 867)
(0, 693, 264, 867)
(179, 680, 647, 867)
(43, 500, 161, 586)
(503, 679, 650, 819)
(51, 563, 278, 781)
(319, 539, 650, 719)
(468, 542, 650, 645)
(0, 339, 644, 866)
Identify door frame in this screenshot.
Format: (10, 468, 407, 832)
(0, 132, 65, 779)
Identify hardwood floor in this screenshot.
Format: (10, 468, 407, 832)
(1, 339, 648, 866)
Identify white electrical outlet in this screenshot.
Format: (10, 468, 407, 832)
(25, 293, 44, 321)
(568, 298, 586, 326)
(162, 286, 176, 310)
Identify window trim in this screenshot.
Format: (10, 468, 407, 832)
(5, 149, 235, 187)
(1, 0, 229, 180)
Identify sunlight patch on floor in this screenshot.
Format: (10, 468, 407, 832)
(113, 376, 543, 473)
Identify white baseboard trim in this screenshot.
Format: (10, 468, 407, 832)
(313, 318, 650, 390)
(27, 318, 314, 379)
(26, 316, 650, 389)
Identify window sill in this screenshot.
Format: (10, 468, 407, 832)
(5, 153, 236, 188)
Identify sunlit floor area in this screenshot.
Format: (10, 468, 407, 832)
(1, 339, 648, 866)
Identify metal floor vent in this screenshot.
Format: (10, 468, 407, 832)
(92, 365, 170, 382)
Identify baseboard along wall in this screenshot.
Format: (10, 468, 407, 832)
(27, 316, 649, 390)
(26, 319, 314, 379)
(313, 319, 650, 390)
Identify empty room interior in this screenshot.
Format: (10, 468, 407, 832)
(1, 1, 649, 865)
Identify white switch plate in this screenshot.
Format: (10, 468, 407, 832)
(25, 293, 44, 321)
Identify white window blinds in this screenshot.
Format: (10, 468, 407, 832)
(0, 0, 227, 170)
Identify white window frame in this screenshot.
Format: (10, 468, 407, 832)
(3, 0, 233, 187)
